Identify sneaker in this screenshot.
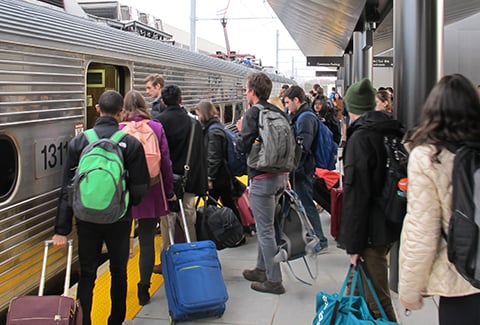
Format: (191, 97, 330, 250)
(251, 281, 285, 295)
(242, 268, 266, 282)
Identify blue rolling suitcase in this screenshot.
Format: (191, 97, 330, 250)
(161, 197, 228, 324)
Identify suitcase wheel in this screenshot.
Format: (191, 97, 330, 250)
(244, 224, 256, 236)
(169, 312, 176, 325)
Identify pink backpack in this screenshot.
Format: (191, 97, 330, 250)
(121, 120, 161, 180)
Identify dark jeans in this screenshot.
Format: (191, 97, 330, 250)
(77, 219, 132, 325)
(294, 172, 328, 247)
(439, 293, 480, 325)
(137, 218, 158, 286)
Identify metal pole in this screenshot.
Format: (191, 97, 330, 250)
(363, 29, 373, 81)
(276, 29, 279, 71)
(343, 53, 352, 88)
(394, 0, 444, 129)
(352, 31, 363, 83)
(190, 0, 197, 52)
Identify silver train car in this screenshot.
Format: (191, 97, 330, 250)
(0, 0, 294, 315)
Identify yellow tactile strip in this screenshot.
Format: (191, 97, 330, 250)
(91, 235, 164, 323)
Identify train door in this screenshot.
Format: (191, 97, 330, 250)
(86, 63, 131, 129)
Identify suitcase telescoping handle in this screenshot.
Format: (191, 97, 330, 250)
(167, 197, 192, 246)
(39, 239, 73, 297)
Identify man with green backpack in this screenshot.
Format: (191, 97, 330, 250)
(52, 90, 150, 325)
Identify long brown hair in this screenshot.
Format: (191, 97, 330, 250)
(123, 90, 151, 120)
(195, 100, 218, 124)
(408, 74, 480, 159)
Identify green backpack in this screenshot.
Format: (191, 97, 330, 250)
(71, 129, 130, 223)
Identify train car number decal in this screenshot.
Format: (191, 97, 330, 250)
(35, 137, 70, 178)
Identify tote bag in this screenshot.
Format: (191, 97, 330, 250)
(313, 263, 399, 325)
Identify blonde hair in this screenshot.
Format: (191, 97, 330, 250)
(268, 96, 283, 110)
(123, 90, 151, 120)
(143, 74, 165, 88)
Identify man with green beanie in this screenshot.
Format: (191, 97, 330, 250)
(340, 78, 403, 322)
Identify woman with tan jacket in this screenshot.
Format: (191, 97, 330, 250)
(399, 74, 480, 324)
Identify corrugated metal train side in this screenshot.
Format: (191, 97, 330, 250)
(0, 0, 294, 316)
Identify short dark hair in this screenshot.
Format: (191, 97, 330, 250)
(98, 90, 123, 115)
(246, 72, 272, 100)
(284, 85, 306, 103)
(161, 85, 182, 106)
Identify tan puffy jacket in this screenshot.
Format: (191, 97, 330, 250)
(399, 145, 480, 305)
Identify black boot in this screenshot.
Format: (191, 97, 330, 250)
(137, 283, 150, 306)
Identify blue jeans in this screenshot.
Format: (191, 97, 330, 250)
(294, 173, 328, 248)
(77, 219, 131, 325)
(249, 174, 288, 283)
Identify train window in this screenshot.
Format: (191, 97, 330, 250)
(87, 70, 106, 88)
(224, 105, 233, 124)
(234, 104, 243, 122)
(0, 135, 18, 202)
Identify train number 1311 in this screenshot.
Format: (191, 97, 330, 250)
(35, 137, 70, 179)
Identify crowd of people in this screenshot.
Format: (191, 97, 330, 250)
(50, 70, 480, 325)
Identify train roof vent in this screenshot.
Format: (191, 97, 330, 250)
(34, 0, 88, 18)
(79, 1, 120, 20)
(37, 0, 63, 8)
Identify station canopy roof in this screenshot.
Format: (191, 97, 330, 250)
(267, 0, 480, 57)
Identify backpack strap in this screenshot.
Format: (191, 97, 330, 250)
(110, 130, 127, 143)
(84, 129, 99, 143)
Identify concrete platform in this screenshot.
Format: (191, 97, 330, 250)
(128, 211, 438, 325)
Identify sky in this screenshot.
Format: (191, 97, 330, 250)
(117, 0, 319, 80)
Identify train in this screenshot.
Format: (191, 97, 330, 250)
(0, 0, 294, 318)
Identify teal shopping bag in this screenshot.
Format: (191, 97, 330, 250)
(313, 263, 399, 325)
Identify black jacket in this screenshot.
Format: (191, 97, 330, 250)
(55, 116, 150, 235)
(151, 97, 166, 120)
(156, 105, 208, 196)
(236, 100, 291, 179)
(291, 103, 317, 176)
(340, 110, 404, 254)
(203, 118, 232, 189)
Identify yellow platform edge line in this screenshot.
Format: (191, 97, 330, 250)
(91, 234, 164, 323)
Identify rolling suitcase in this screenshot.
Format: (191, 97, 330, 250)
(161, 197, 228, 323)
(6, 240, 82, 325)
(330, 156, 343, 239)
(234, 187, 256, 235)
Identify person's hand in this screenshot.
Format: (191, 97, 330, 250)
(208, 180, 213, 190)
(52, 234, 67, 246)
(236, 117, 243, 131)
(400, 296, 423, 311)
(350, 254, 363, 266)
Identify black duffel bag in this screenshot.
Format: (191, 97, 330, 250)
(196, 197, 245, 250)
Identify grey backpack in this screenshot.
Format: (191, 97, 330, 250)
(247, 104, 298, 173)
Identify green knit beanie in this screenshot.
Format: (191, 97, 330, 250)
(345, 78, 376, 115)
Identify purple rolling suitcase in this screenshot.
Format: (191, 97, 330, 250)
(161, 198, 228, 323)
(6, 240, 82, 325)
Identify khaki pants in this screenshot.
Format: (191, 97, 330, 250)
(348, 244, 397, 322)
(160, 192, 196, 250)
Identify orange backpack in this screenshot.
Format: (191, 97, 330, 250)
(121, 120, 161, 181)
